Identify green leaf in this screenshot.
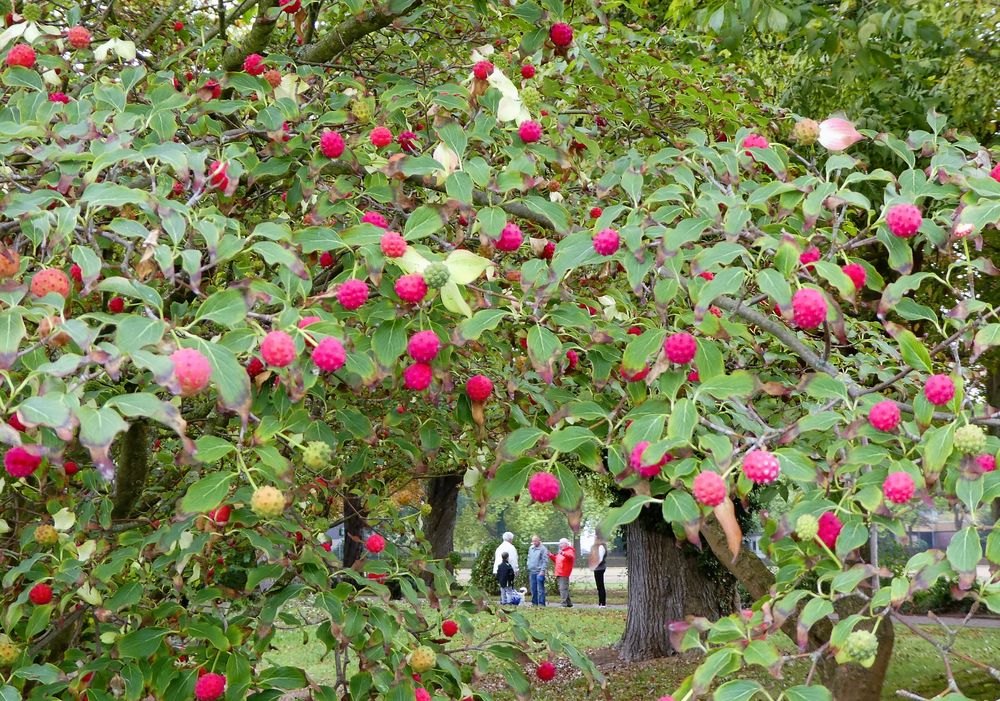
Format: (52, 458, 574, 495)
(3, 67, 45, 91)
(665, 217, 711, 252)
(667, 398, 697, 443)
(522, 195, 570, 233)
(193, 436, 235, 463)
(487, 459, 533, 500)
(785, 686, 833, 701)
(946, 527, 982, 575)
(12, 664, 60, 684)
(498, 428, 546, 461)
(114, 317, 166, 354)
(548, 426, 598, 453)
(713, 679, 765, 701)
(921, 423, 955, 474)
(692, 649, 740, 694)
(117, 628, 169, 658)
(662, 490, 699, 524)
(622, 329, 665, 372)
(696, 371, 754, 400)
(527, 325, 562, 382)
(403, 205, 444, 241)
(188, 339, 252, 417)
(600, 495, 658, 534)
(445, 249, 494, 285)
(16, 396, 72, 430)
(894, 329, 932, 373)
(78, 407, 129, 451)
(181, 471, 235, 513)
(477, 207, 507, 238)
(457, 309, 507, 342)
(742, 639, 779, 669)
(371, 319, 408, 367)
(0, 310, 26, 369)
(196, 289, 249, 326)
(80, 183, 147, 208)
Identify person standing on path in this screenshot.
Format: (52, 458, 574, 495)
(549, 538, 576, 607)
(526, 535, 549, 606)
(496, 552, 517, 605)
(492, 531, 519, 583)
(589, 537, 608, 607)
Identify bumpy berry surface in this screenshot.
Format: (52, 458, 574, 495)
(30, 269, 71, 298)
(592, 228, 620, 256)
(403, 363, 433, 390)
(441, 620, 459, 637)
(0, 247, 19, 278)
(886, 203, 922, 238)
(817, 512, 843, 548)
(243, 53, 265, 75)
(34, 525, 59, 546)
(792, 118, 819, 145)
(4, 446, 41, 478)
(741, 133, 769, 152)
(868, 400, 900, 432)
(954, 424, 986, 454)
(742, 449, 780, 484)
(496, 223, 524, 251)
(302, 441, 332, 469)
(264, 69, 282, 87)
(843, 630, 879, 664)
(521, 64, 536, 79)
(410, 646, 436, 673)
(415, 689, 431, 701)
(693, 471, 726, 506)
(5, 44, 36, 68)
(319, 130, 345, 158)
(337, 279, 369, 310)
(108, 296, 125, 313)
(549, 23, 573, 47)
(473, 60, 495, 80)
(365, 533, 386, 553)
(923, 374, 955, 406)
(260, 330, 297, 367)
(171, 348, 212, 395)
(423, 262, 450, 289)
(407, 330, 441, 362)
(565, 348, 579, 370)
(883, 471, 915, 504)
(395, 274, 428, 303)
(799, 247, 820, 267)
(842, 262, 867, 290)
(250, 486, 285, 518)
(518, 120, 542, 143)
(528, 472, 560, 502)
(795, 514, 819, 540)
(975, 454, 996, 472)
(369, 126, 393, 148)
(29, 583, 52, 605)
(536, 661, 557, 681)
(380, 231, 407, 257)
(791, 288, 827, 329)
(67, 26, 92, 49)
(991, 163, 1000, 183)
(663, 332, 697, 364)
(0, 643, 19, 666)
(361, 211, 388, 228)
(312, 337, 346, 372)
(194, 673, 227, 701)
(466, 374, 493, 402)
(629, 441, 671, 478)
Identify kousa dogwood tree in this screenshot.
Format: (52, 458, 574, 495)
(1, 1, 999, 701)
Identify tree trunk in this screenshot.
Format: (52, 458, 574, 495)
(113, 420, 148, 519)
(342, 484, 366, 568)
(618, 506, 735, 662)
(424, 474, 462, 574)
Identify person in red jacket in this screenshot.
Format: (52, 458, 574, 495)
(548, 538, 576, 607)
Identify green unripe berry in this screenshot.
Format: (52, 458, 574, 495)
(302, 441, 333, 469)
(842, 629, 878, 665)
(106, 25, 123, 38)
(795, 514, 819, 541)
(953, 424, 986, 455)
(21, 4, 42, 21)
(0, 642, 19, 667)
(423, 262, 450, 289)
(791, 118, 819, 146)
(520, 86, 542, 111)
(351, 97, 374, 124)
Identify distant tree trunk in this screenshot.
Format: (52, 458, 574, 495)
(342, 483, 366, 568)
(424, 474, 462, 578)
(113, 420, 148, 519)
(617, 505, 735, 662)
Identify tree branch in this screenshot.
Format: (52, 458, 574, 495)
(221, 0, 279, 72)
(296, 0, 425, 64)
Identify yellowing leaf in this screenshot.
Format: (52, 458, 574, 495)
(445, 249, 494, 284)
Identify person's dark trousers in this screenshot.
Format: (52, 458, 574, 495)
(558, 575, 572, 606)
(594, 569, 606, 606)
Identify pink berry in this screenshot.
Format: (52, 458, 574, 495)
(337, 279, 369, 310)
(380, 231, 407, 257)
(518, 120, 542, 144)
(975, 454, 996, 473)
(370, 126, 393, 148)
(868, 400, 900, 432)
(741, 133, 769, 153)
(799, 247, 820, 268)
(693, 471, 727, 507)
(415, 689, 431, 701)
(194, 673, 226, 701)
(991, 164, 1000, 183)
(298, 316, 321, 329)
(442, 620, 458, 637)
(279, 0, 301, 12)
(886, 203, 922, 238)
(403, 363, 433, 391)
(592, 228, 620, 256)
(842, 263, 866, 290)
(817, 512, 842, 548)
(69, 264, 83, 285)
(243, 53, 265, 76)
(923, 374, 955, 406)
(207, 160, 229, 189)
(365, 533, 385, 553)
(260, 331, 297, 367)
(107, 296, 125, 313)
(883, 471, 915, 504)
(473, 60, 495, 80)
(742, 450, 780, 484)
(312, 337, 346, 372)
(549, 23, 573, 47)
(171, 348, 213, 395)
(5, 44, 36, 69)
(791, 288, 827, 329)
(687, 368, 700, 382)
(407, 331, 441, 362)
(67, 26, 92, 49)
(395, 274, 428, 304)
(541, 241, 555, 260)
(466, 374, 493, 402)
(619, 364, 649, 382)
(397, 131, 419, 153)
(361, 211, 388, 229)
(496, 223, 524, 251)
(49, 92, 70, 104)
(4, 446, 41, 478)
(319, 252, 334, 268)
(663, 332, 697, 364)
(537, 661, 557, 681)
(528, 472, 560, 502)
(629, 441, 671, 479)
(521, 64, 536, 79)
(589, 206, 602, 219)
(565, 349, 579, 370)
(698, 271, 715, 281)
(29, 583, 53, 605)
(246, 357, 265, 378)
(320, 130, 345, 159)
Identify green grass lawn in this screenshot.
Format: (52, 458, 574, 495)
(267, 607, 1000, 700)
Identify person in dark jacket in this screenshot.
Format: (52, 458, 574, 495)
(496, 552, 516, 605)
(589, 537, 608, 607)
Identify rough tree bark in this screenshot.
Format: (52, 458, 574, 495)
(618, 505, 735, 662)
(342, 483, 367, 568)
(424, 474, 463, 572)
(112, 420, 149, 519)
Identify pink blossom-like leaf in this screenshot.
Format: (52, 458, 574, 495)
(818, 118, 864, 151)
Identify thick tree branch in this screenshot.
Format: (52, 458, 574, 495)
(221, 0, 279, 72)
(296, 0, 425, 64)
(113, 420, 149, 519)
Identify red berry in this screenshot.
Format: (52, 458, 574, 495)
(397, 131, 419, 153)
(496, 223, 524, 251)
(173, 21, 184, 30)
(49, 92, 70, 104)
(370, 126, 393, 148)
(5, 44, 36, 69)
(365, 533, 385, 553)
(521, 64, 536, 79)
(246, 357, 265, 378)
(589, 206, 602, 219)
(63, 460, 78, 475)
(337, 279, 369, 310)
(4, 446, 41, 478)
(30, 269, 71, 298)
(817, 512, 843, 548)
(991, 163, 1000, 183)
(741, 133, 769, 153)
(693, 471, 726, 506)
(69, 264, 83, 285)
(67, 26, 92, 49)
(537, 661, 557, 681)
(549, 22, 573, 47)
(260, 330, 297, 367)
(361, 211, 388, 229)
(565, 348, 579, 370)
(742, 450, 780, 484)
(203, 80, 222, 100)
(264, 69, 282, 88)
(528, 472, 560, 502)
(663, 332, 697, 364)
(687, 368, 700, 382)
(312, 337, 346, 372)
(629, 441, 672, 479)
(194, 672, 226, 701)
(320, 130, 345, 159)
(7, 414, 25, 432)
(319, 251, 334, 268)
(29, 583, 53, 605)
(842, 262, 866, 290)
(407, 331, 441, 362)
(415, 689, 431, 701)
(441, 619, 459, 637)
(868, 400, 900, 432)
(799, 246, 820, 268)
(171, 348, 213, 395)
(207, 160, 229, 189)
(698, 271, 715, 281)
(975, 454, 996, 473)
(395, 274, 428, 303)
(243, 53, 265, 76)
(279, 0, 301, 12)
(627, 326, 642, 335)
(208, 504, 231, 524)
(886, 203, 922, 238)
(592, 228, 620, 256)
(108, 296, 125, 313)
(380, 231, 407, 257)
(791, 288, 827, 329)
(619, 364, 649, 382)
(403, 363, 433, 391)
(540, 241, 556, 259)
(518, 120, 542, 144)
(473, 60, 495, 80)
(923, 374, 955, 406)
(466, 374, 493, 402)
(883, 471, 915, 504)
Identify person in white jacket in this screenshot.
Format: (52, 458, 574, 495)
(492, 531, 519, 578)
